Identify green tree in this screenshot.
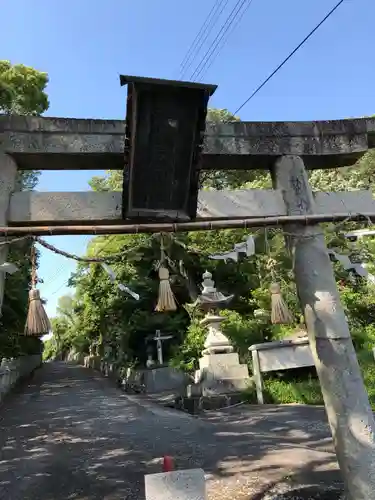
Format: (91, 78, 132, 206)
(0, 60, 49, 115)
(206, 108, 239, 122)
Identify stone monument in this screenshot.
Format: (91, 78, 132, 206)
(192, 271, 251, 396)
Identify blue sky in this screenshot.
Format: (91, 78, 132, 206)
(1, 0, 373, 318)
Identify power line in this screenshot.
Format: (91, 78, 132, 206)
(179, 1, 218, 74)
(197, 0, 254, 82)
(43, 236, 92, 290)
(190, 0, 251, 81)
(48, 235, 112, 297)
(180, 0, 229, 80)
(233, 0, 346, 115)
(179, 0, 226, 80)
(190, 0, 247, 81)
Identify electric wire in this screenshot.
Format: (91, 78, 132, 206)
(180, 0, 229, 80)
(48, 235, 112, 297)
(233, 0, 346, 115)
(43, 236, 92, 290)
(197, 0, 254, 82)
(179, 0, 220, 78)
(190, 0, 251, 81)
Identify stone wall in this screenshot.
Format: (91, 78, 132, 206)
(73, 352, 190, 395)
(66, 350, 85, 365)
(88, 359, 190, 395)
(124, 366, 190, 394)
(0, 355, 42, 403)
(83, 355, 101, 370)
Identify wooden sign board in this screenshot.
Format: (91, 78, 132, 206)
(119, 75, 217, 222)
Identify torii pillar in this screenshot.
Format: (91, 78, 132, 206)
(272, 155, 375, 500)
(0, 153, 18, 315)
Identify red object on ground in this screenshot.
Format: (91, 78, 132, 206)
(162, 456, 174, 472)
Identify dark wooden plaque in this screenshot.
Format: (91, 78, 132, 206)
(120, 75, 217, 222)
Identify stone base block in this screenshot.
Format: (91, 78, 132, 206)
(201, 377, 251, 395)
(201, 364, 249, 381)
(122, 366, 189, 394)
(195, 351, 251, 396)
(186, 384, 202, 397)
(145, 468, 206, 500)
(175, 393, 243, 415)
(199, 352, 239, 369)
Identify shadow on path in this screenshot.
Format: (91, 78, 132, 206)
(0, 362, 342, 499)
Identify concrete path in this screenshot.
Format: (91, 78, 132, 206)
(0, 362, 343, 499)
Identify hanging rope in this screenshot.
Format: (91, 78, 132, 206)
(155, 233, 177, 312)
(264, 230, 294, 325)
(24, 242, 51, 337)
(35, 237, 125, 263)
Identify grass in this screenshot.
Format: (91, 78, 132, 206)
(360, 350, 375, 408)
(264, 375, 323, 405)
(243, 348, 375, 407)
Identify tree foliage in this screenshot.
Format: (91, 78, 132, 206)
(0, 60, 49, 115)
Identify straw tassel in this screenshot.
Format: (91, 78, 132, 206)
(155, 234, 177, 312)
(24, 243, 51, 336)
(270, 282, 293, 325)
(155, 266, 177, 312)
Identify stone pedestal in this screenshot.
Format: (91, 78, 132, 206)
(197, 351, 251, 395)
(194, 312, 251, 396)
(201, 314, 233, 355)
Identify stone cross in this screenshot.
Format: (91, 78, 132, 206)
(153, 330, 173, 365)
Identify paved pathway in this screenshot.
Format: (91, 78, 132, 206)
(0, 362, 343, 499)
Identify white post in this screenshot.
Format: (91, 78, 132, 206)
(0, 153, 18, 316)
(272, 155, 375, 499)
(251, 349, 264, 404)
(156, 340, 163, 365)
(155, 330, 163, 365)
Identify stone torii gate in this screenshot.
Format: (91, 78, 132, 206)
(1, 75, 375, 498)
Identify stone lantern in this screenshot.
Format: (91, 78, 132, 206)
(195, 270, 234, 355)
(192, 271, 251, 396)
